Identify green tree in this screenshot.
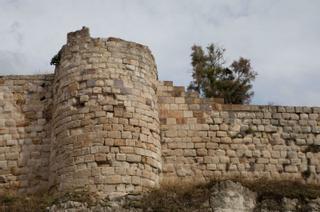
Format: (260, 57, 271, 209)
(188, 44, 257, 104)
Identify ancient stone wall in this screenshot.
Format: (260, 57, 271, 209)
(0, 27, 320, 198)
(0, 75, 53, 193)
(50, 27, 161, 196)
(159, 81, 320, 184)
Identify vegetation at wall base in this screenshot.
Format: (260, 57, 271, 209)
(1, 179, 320, 211)
(138, 178, 320, 211)
(0, 190, 99, 211)
(0, 191, 55, 212)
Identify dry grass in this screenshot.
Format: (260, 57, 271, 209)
(0, 189, 98, 212)
(137, 182, 211, 211)
(137, 178, 320, 212)
(1, 179, 320, 211)
(0, 191, 55, 212)
(234, 178, 320, 200)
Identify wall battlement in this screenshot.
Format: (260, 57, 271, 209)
(0, 27, 320, 197)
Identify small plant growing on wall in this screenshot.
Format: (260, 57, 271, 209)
(50, 51, 61, 66)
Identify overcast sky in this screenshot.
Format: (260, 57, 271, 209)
(1, 0, 320, 106)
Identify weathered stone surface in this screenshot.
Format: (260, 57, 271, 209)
(209, 180, 256, 212)
(46, 181, 320, 211)
(159, 76, 320, 186)
(1, 27, 320, 201)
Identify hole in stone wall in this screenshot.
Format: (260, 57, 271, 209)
(304, 144, 320, 153)
(96, 160, 110, 166)
(73, 97, 86, 109)
(302, 169, 311, 180)
(285, 139, 292, 146)
(302, 158, 312, 180)
(226, 163, 230, 171)
(240, 127, 254, 137)
(0, 176, 6, 184)
(249, 161, 255, 172)
(10, 167, 17, 175)
(282, 164, 288, 171)
(44, 104, 53, 121)
(103, 92, 116, 99)
(146, 98, 152, 106)
(40, 96, 46, 101)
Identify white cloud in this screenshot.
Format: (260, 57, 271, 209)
(0, 0, 319, 106)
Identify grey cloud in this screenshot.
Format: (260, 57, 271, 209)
(0, 51, 52, 75)
(0, 51, 32, 75)
(3, 0, 21, 8)
(254, 70, 320, 106)
(9, 21, 23, 46)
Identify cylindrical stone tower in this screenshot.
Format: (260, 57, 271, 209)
(49, 27, 161, 197)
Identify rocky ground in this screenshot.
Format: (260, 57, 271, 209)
(1, 180, 320, 211)
(45, 180, 320, 212)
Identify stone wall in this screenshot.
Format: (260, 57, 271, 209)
(159, 81, 320, 184)
(0, 27, 320, 198)
(49, 27, 161, 196)
(0, 75, 53, 193)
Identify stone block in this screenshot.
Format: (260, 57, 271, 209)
(166, 118, 176, 125)
(0, 119, 5, 127)
(217, 131, 227, 137)
(163, 164, 175, 172)
(105, 175, 122, 184)
(262, 150, 271, 158)
(132, 176, 141, 185)
(0, 161, 7, 169)
(184, 149, 196, 157)
(126, 154, 141, 162)
(108, 131, 121, 139)
(285, 165, 298, 173)
(207, 164, 216, 170)
(6, 140, 17, 146)
(196, 149, 207, 156)
(95, 153, 107, 162)
(265, 125, 277, 132)
(175, 97, 185, 104)
(101, 167, 115, 176)
(93, 87, 102, 94)
(257, 158, 269, 164)
(207, 142, 218, 149)
(184, 111, 193, 118)
(5, 120, 15, 127)
(219, 156, 230, 164)
(213, 118, 223, 124)
(6, 153, 19, 160)
(122, 131, 132, 139)
(80, 95, 89, 102)
(204, 156, 219, 164)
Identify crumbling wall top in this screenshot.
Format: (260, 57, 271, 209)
(67, 26, 90, 43)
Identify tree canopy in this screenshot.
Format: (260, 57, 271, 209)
(188, 44, 257, 104)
